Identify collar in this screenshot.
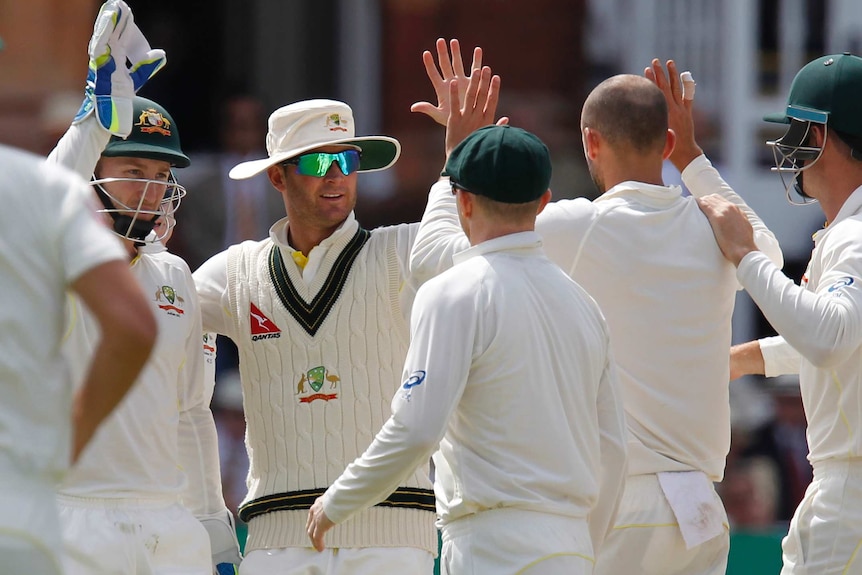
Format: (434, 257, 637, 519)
(269, 211, 359, 251)
(137, 232, 166, 254)
(595, 180, 684, 207)
(453, 231, 543, 265)
(813, 185, 862, 243)
(830, 185, 862, 225)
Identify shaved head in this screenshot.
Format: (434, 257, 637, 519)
(582, 75, 668, 154)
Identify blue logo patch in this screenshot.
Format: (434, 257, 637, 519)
(827, 277, 854, 293)
(403, 370, 426, 390)
(401, 370, 426, 402)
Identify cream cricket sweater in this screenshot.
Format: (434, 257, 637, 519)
(221, 218, 436, 554)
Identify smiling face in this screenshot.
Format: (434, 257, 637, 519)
(267, 145, 359, 252)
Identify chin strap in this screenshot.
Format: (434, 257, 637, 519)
(95, 186, 157, 243)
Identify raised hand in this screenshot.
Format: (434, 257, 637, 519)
(411, 38, 483, 126)
(444, 67, 505, 158)
(73, 0, 167, 137)
(645, 58, 702, 170)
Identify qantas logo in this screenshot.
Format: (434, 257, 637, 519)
(250, 303, 281, 341)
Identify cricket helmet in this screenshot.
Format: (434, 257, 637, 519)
(94, 97, 190, 243)
(764, 53, 862, 204)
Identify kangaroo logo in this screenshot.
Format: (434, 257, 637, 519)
(297, 367, 341, 403)
(250, 303, 281, 341)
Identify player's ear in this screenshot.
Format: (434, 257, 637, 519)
(536, 189, 552, 214)
(267, 164, 287, 190)
(582, 127, 600, 161)
(455, 188, 473, 218)
(662, 129, 676, 161)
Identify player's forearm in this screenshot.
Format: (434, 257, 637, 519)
(729, 340, 765, 380)
(47, 116, 111, 179)
(177, 406, 228, 516)
(410, 179, 468, 284)
(758, 335, 803, 377)
(740, 253, 862, 367)
(682, 155, 783, 267)
(323, 415, 439, 525)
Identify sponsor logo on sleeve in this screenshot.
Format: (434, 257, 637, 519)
(827, 276, 854, 296)
(401, 370, 426, 402)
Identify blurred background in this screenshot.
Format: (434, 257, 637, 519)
(3, 1, 862, 572)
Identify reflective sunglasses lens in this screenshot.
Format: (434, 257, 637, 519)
(296, 153, 333, 177)
(295, 150, 361, 177)
(337, 150, 361, 175)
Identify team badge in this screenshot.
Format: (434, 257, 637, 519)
(154, 285, 185, 316)
(296, 366, 340, 403)
(202, 333, 216, 366)
(250, 303, 281, 341)
(325, 113, 348, 132)
(136, 107, 172, 136)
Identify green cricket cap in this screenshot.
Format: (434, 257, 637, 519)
(443, 125, 551, 204)
(102, 96, 191, 168)
(764, 53, 862, 139)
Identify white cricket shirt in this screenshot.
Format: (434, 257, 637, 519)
(746, 186, 862, 464)
(0, 144, 125, 480)
(411, 156, 782, 481)
(323, 232, 627, 547)
(48, 118, 224, 515)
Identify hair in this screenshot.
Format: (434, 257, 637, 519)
(582, 75, 668, 154)
(831, 128, 862, 162)
(472, 193, 544, 221)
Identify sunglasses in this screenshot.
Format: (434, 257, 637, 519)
(282, 150, 361, 178)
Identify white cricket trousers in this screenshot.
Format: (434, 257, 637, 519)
(440, 507, 594, 575)
(594, 473, 729, 575)
(781, 459, 862, 574)
(0, 471, 63, 575)
(57, 494, 211, 575)
(239, 546, 434, 574)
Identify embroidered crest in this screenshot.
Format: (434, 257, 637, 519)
(136, 107, 172, 136)
(325, 113, 349, 132)
(296, 366, 340, 403)
(154, 285, 185, 316)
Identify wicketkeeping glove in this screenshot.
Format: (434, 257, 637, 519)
(73, 0, 166, 137)
(200, 511, 242, 575)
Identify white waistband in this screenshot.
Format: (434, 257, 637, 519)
(56, 493, 180, 509)
(441, 507, 587, 542)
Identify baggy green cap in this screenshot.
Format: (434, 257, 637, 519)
(102, 96, 191, 168)
(443, 125, 551, 204)
(764, 53, 862, 140)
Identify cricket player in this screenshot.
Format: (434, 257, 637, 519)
(0, 143, 156, 575)
(306, 103, 628, 573)
(703, 53, 862, 575)
(409, 44, 783, 574)
(193, 96, 439, 574)
(45, 2, 240, 573)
